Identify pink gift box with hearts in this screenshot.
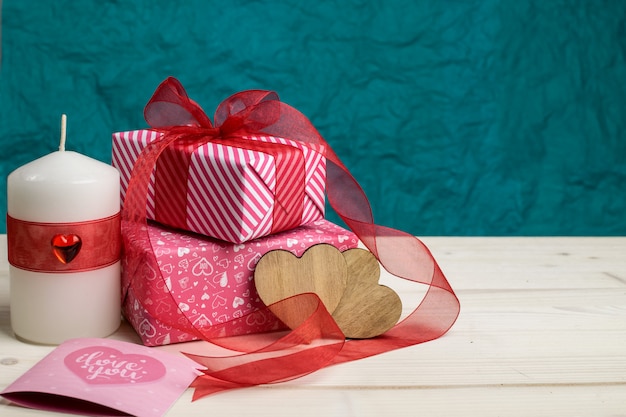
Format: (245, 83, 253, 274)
(123, 218, 358, 346)
(112, 129, 326, 243)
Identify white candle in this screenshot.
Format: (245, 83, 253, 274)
(7, 115, 121, 344)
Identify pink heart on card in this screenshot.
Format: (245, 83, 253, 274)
(64, 346, 166, 385)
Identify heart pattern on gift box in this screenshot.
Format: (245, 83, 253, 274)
(254, 244, 402, 338)
(51, 233, 82, 264)
(125, 219, 359, 346)
(64, 346, 166, 385)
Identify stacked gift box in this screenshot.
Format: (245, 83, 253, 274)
(111, 93, 359, 346)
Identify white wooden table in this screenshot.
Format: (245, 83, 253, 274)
(1, 235, 625, 416)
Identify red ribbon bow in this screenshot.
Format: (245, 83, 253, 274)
(138, 78, 321, 240)
(121, 77, 460, 400)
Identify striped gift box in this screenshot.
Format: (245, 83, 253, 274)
(112, 129, 326, 243)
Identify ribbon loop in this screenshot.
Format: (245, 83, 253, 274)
(214, 89, 279, 127)
(144, 77, 213, 128)
(139, 78, 314, 239)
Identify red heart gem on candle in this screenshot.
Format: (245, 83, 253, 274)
(51, 234, 82, 264)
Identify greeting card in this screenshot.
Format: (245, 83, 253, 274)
(1, 338, 203, 417)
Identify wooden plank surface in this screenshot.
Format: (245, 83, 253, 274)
(1, 236, 625, 416)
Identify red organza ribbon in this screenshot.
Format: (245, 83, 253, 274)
(142, 82, 307, 237)
(121, 77, 460, 400)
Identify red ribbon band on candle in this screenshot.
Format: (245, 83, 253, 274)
(121, 77, 460, 400)
(7, 213, 121, 273)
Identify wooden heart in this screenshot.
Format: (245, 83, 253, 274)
(332, 248, 402, 339)
(51, 233, 82, 264)
(254, 244, 348, 329)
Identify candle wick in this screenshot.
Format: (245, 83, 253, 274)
(59, 114, 67, 152)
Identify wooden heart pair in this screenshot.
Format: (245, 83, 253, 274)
(254, 244, 402, 339)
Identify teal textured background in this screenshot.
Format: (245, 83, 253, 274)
(1, 1, 625, 235)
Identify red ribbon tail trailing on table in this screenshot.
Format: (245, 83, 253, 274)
(185, 293, 346, 399)
(121, 77, 460, 400)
